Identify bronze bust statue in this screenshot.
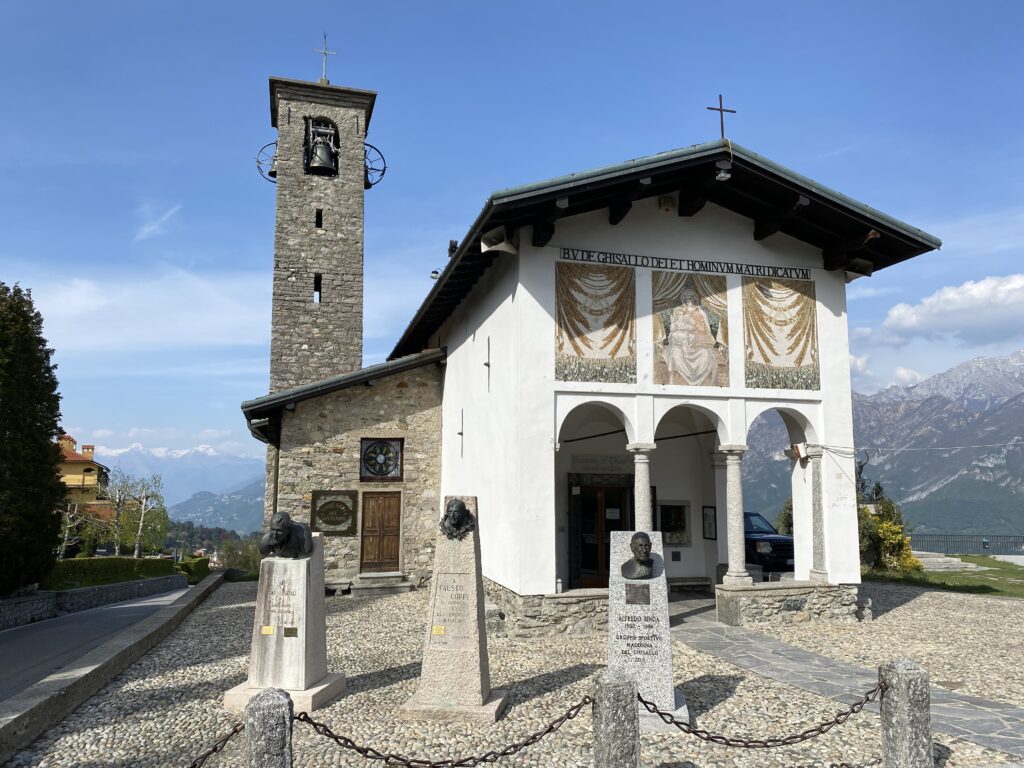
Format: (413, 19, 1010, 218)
(439, 498, 476, 541)
(621, 531, 654, 579)
(259, 512, 314, 558)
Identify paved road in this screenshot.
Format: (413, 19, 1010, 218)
(0, 588, 188, 704)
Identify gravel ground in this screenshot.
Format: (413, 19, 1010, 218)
(756, 583, 1024, 707)
(3, 583, 1016, 768)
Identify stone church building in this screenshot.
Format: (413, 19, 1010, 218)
(242, 74, 939, 630)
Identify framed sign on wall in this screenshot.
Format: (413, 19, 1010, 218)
(702, 506, 717, 541)
(311, 490, 358, 536)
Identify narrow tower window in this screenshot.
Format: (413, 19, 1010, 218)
(313, 273, 323, 304)
(315, 209, 323, 228)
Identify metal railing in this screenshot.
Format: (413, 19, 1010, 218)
(909, 533, 1024, 556)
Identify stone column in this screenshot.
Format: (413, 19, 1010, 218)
(879, 659, 932, 768)
(593, 669, 640, 768)
(719, 445, 752, 586)
(245, 688, 293, 768)
(626, 443, 656, 531)
(806, 444, 829, 584)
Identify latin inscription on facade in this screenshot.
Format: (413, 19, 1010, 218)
(428, 572, 474, 649)
(561, 247, 811, 281)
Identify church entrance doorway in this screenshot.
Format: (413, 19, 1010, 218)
(568, 475, 635, 588)
(360, 492, 401, 572)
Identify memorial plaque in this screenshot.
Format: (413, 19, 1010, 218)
(428, 572, 474, 649)
(608, 530, 687, 726)
(402, 496, 507, 721)
(625, 583, 650, 605)
(311, 490, 358, 536)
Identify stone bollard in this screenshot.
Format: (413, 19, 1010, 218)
(593, 669, 640, 768)
(879, 659, 932, 768)
(245, 688, 293, 768)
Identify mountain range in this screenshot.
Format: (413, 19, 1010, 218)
(744, 350, 1024, 534)
(96, 443, 264, 507)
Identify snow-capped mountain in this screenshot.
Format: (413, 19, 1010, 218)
(744, 350, 1024, 534)
(95, 443, 264, 506)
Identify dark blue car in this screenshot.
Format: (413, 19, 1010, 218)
(744, 512, 795, 574)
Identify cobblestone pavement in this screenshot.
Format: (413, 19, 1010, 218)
(2, 583, 1018, 768)
(748, 583, 1024, 709)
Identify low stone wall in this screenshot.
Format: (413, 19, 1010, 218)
(0, 593, 56, 632)
(0, 575, 188, 631)
(715, 581, 861, 626)
(54, 574, 188, 615)
(484, 578, 608, 638)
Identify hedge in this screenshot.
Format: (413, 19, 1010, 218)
(177, 557, 210, 585)
(40, 557, 176, 590)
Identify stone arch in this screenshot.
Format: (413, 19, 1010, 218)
(744, 402, 819, 446)
(556, 397, 637, 446)
(653, 399, 729, 446)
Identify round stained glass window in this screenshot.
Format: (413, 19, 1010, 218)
(362, 440, 398, 477)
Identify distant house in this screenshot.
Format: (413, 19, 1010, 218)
(58, 435, 113, 520)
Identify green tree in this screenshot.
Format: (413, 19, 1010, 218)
(775, 498, 793, 535)
(123, 475, 167, 557)
(0, 283, 64, 594)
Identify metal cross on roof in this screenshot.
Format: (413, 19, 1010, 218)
(706, 94, 737, 140)
(313, 33, 336, 84)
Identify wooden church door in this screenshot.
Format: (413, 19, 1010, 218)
(360, 492, 401, 572)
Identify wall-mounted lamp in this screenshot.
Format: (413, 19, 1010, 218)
(715, 159, 732, 182)
(430, 269, 441, 280)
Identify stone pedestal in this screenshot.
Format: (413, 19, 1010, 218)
(224, 536, 346, 713)
(401, 496, 508, 722)
(607, 531, 687, 732)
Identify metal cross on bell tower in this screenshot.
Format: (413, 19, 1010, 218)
(706, 94, 737, 140)
(313, 33, 336, 84)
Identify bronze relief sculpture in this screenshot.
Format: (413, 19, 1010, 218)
(621, 531, 654, 579)
(259, 512, 314, 558)
(439, 497, 476, 541)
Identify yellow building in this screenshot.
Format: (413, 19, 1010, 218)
(58, 434, 109, 504)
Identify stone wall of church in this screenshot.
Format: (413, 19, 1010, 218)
(273, 364, 443, 588)
(484, 578, 608, 638)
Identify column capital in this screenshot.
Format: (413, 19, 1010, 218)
(714, 444, 748, 460)
(626, 442, 656, 455)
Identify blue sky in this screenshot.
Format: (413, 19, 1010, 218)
(2, 1, 1023, 458)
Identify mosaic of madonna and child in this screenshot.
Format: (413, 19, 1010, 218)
(555, 262, 636, 383)
(652, 271, 729, 386)
(743, 277, 820, 390)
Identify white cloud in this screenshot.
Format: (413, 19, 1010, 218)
(893, 366, 924, 385)
(91, 428, 114, 439)
(849, 354, 869, 374)
(134, 203, 182, 241)
(850, 326, 873, 340)
(881, 274, 1024, 346)
(196, 428, 231, 440)
(28, 267, 269, 354)
(847, 284, 900, 301)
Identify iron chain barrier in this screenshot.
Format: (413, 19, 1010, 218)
(637, 680, 887, 749)
(293, 695, 593, 767)
(185, 722, 245, 768)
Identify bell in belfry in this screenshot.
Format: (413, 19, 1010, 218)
(308, 135, 336, 174)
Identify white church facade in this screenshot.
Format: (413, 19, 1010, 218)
(242, 74, 940, 630)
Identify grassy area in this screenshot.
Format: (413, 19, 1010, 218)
(863, 555, 1024, 599)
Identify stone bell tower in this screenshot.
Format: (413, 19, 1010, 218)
(267, 76, 376, 392)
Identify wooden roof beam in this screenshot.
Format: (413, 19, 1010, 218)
(823, 229, 881, 270)
(677, 175, 716, 217)
(754, 194, 810, 241)
(608, 178, 651, 226)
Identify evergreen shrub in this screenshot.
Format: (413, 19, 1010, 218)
(40, 557, 175, 590)
(177, 557, 210, 584)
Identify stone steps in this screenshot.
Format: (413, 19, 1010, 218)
(912, 551, 983, 571)
(349, 571, 414, 596)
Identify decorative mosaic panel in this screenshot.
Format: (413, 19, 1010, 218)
(555, 262, 636, 383)
(359, 438, 404, 482)
(652, 271, 729, 386)
(742, 278, 820, 390)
